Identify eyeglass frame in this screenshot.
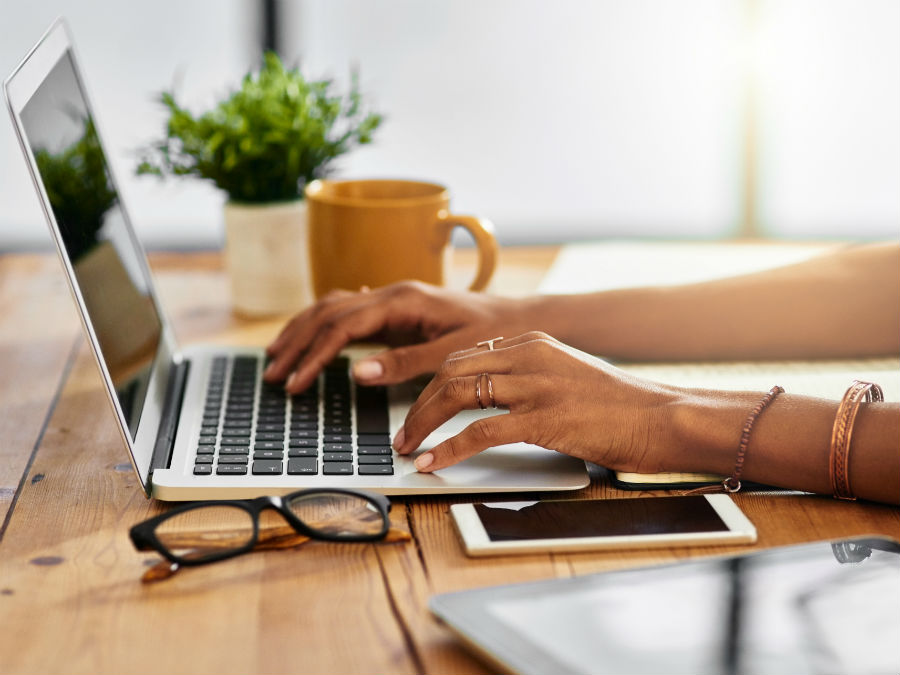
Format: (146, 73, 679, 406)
(129, 487, 392, 567)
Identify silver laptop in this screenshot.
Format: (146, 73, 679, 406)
(4, 19, 589, 500)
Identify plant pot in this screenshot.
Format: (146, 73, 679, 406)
(223, 200, 313, 317)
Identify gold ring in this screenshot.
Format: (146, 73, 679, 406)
(475, 373, 496, 410)
(485, 373, 496, 409)
(475, 374, 486, 410)
(476, 336, 504, 351)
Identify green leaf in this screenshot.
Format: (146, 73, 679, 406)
(135, 52, 384, 203)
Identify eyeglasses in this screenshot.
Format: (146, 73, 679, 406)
(130, 488, 398, 582)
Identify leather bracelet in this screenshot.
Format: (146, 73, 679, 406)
(829, 380, 884, 500)
(722, 386, 785, 493)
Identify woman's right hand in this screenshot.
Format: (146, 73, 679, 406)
(263, 281, 542, 394)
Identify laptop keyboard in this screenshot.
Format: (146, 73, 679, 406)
(193, 355, 394, 477)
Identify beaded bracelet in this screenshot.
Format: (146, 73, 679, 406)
(829, 380, 884, 500)
(722, 386, 785, 493)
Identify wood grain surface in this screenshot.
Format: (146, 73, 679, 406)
(0, 246, 896, 675)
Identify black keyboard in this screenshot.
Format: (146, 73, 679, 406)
(193, 356, 393, 477)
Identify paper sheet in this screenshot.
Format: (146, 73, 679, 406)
(538, 240, 836, 294)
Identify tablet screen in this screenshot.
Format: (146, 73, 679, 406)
(474, 496, 728, 541)
(431, 537, 900, 675)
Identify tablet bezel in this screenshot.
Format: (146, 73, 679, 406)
(451, 494, 757, 556)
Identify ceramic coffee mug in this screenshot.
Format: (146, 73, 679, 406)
(304, 179, 498, 297)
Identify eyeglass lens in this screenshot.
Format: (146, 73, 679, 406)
(154, 504, 255, 562)
(286, 492, 385, 537)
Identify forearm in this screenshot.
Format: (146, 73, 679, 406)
(526, 243, 900, 360)
(667, 390, 899, 504)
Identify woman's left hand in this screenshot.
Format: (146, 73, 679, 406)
(392, 332, 684, 473)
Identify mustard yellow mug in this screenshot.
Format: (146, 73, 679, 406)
(304, 179, 498, 297)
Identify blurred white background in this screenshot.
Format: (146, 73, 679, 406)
(1, 0, 897, 251)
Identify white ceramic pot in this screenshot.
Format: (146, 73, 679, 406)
(223, 199, 313, 316)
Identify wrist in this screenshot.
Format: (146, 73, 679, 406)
(666, 389, 761, 476)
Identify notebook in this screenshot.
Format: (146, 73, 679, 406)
(4, 19, 589, 500)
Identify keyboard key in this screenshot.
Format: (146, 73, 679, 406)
(288, 448, 318, 457)
(196, 446, 215, 455)
(254, 441, 285, 450)
(357, 446, 392, 455)
(358, 455, 392, 465)
(289, 429, 317, 439)
(324, 443, 352, 453)
(194, 455, 214, 464)
(257, 414, 287, 425)
(323, 452, 352, 462)
(219, 446, 250, 455)
(255, 432, 286, 442)
(256, 423, 286, 433)
(324, 434, 351, 444)
(358, 465, 394, 476)
(287, 458, 318, 474)
(289, 438, 318, 448)
(323, 462, 353, 475)
(193, 464, 213, 475)
(216, 464, 248, 475)
(357, 433, 391, 446)
(198, 435, 218, 445)
(356, 385, 389, 433)
(254, 450, 284, 460)
(218, 456, 249, 465)
(222, 420, 252, 430)
(289, 421, 318, 431)
(253, 460, 283, 475)
(221, 428, 251, 437)
(220, 437, 251, 446)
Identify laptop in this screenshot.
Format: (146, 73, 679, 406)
(4, 19, 589, 500)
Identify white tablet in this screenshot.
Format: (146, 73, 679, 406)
(430, 536, 900, 675)
(451, 494, 756, 556)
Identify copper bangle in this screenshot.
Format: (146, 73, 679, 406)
(722, 386, 784, 493)
(829, 380, 884, 501)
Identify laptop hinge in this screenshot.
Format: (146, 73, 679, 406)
(149, 359, 190, 476)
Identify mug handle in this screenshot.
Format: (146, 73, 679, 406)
(437, 212, 499, 291)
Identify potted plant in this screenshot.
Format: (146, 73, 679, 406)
(137, 52, 383, 316)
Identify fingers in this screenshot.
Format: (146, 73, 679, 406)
(352, 332, 473, 386)
(395, 373, 521, 455)
(412, 413, 527, 472)
(407, 332, 553, 421)
(280, 298, 397, 393)
(393, 331, 564, 472)
(264, 290, 363, 383)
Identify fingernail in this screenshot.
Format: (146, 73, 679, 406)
(352, 359, 384, 381)
(414, 453, 433, 471)
(392, 427, 405, 450)
(286, 373, 297, 389)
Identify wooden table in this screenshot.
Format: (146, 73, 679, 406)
(1, 247, 897, 675)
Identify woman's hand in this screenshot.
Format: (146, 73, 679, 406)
(264, 281, 544, 394)
(393, 332, 685, 473)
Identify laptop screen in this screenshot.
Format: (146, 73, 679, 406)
(19, 50, 163, 440)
